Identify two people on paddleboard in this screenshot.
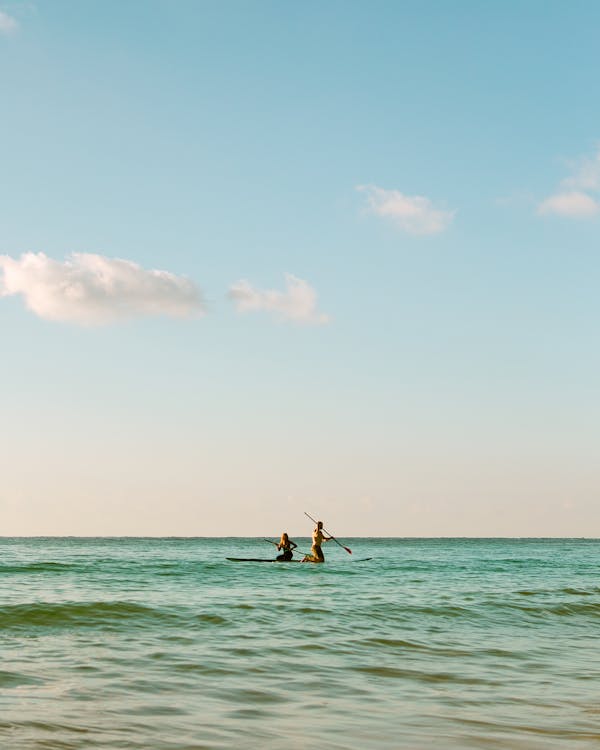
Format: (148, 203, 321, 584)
(271, 521, 332, 563)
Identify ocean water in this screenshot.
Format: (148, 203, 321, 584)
(1, 538, 600, 749)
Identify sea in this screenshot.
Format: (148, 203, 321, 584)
(1, 537, 599, 749)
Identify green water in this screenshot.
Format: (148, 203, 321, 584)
(1, 538, 599, 749)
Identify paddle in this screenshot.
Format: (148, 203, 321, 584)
(304, 512, 352, 554)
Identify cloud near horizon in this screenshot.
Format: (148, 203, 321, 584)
(229, 274, 330, 325)
(357, 184, 455, 235)
(538, 147, 600, 218)
(0, 252, 206, 324)
(0, 10, 18, 34)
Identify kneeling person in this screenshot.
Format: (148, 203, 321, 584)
(276, 532, 297, 561)
(302, 521, 331, 563)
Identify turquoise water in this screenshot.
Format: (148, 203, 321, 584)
(1, 537, 600, 749)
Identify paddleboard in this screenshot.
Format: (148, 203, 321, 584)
(226, 557, 302, 563)
(226, 557, 373, 563)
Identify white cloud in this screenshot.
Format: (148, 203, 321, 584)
(0, 252, 205, 324)
(229, 273, 330, 325)
(562, 148, 600, 191)
(538, 147, 600, 218)
(0, 10, 18, 34)
(537, 191, 600, 218)
(357, 184, 455, 235)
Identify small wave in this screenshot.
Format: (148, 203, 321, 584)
(363, 637, 429, 651)
(354, 665, 492, 684)
(0, 670, 44, 687)
(0, 561, 77, 574)
(0, 601, 178, 630)
(362, 637, 472, 657)
(546, 601, 600, 616)
(483, 598, 600, 619)
(195, 613, 227, 625)
(517, 587, 597, 597)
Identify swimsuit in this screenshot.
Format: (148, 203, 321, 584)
(276, 541, 295, 561)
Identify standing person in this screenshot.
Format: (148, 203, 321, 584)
(276, 532, 297, 561)
(302, 521, 331, 563)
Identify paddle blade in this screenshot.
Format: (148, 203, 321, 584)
(330, 535, 352, 554)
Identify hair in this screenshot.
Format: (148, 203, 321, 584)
(317, 521, 323, 529)
(280, 532, 289, 544)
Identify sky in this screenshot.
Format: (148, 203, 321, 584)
(1, 0, 599, 536)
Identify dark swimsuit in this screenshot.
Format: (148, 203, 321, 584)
(276, 542, 296, 561)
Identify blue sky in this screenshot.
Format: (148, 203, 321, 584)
(1, 1, 599, 536)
